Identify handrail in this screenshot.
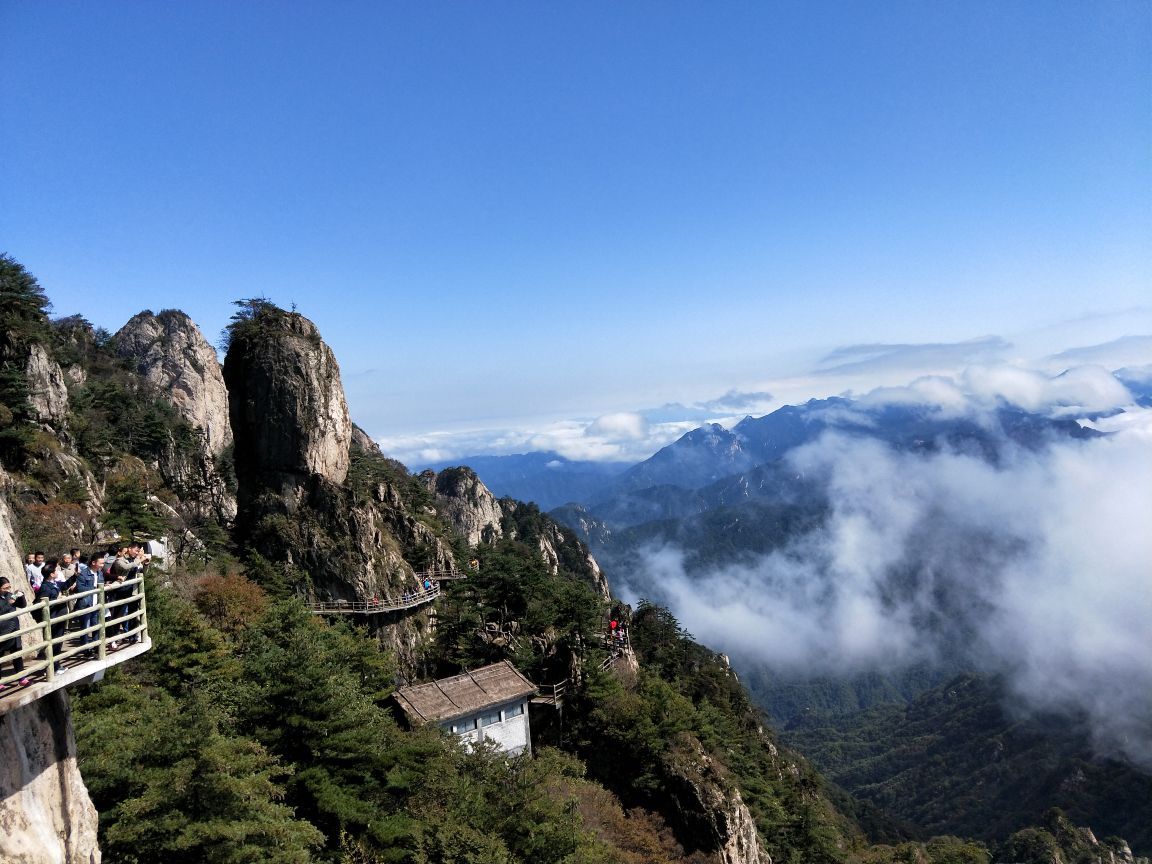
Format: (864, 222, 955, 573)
(306, 566, 468, 615)
(533, 680, 568, 705)
(417, 568, 468, 581)
(308, 584, 441, 615)
(0, 575, 149, 690)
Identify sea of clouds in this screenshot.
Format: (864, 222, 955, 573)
(620, 375, 1152, 770)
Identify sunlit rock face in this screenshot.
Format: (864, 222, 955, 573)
(223, 307, 351, 503)
(661, 735, 772, 864)
(0, 694, 101, 864)
(26, 343, 70, 429)
(115, 309, 233, 456)
(426, 467, 504, 547)
(0, 469, 101, 863)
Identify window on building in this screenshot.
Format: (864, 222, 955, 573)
(504, 703, 524, 719)
(480, 710, 501, 727)
(454, 717, 477, 733)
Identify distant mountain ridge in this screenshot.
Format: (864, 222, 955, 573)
(552, 397, 1104, 536)
(413, 450, 632, 510)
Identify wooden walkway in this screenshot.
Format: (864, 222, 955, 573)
(309, 584, 440, 615)
(306, 567, 469, 615)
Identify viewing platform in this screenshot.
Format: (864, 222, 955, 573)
(1, 576, 150, 717)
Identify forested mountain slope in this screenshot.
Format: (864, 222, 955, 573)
(784, 674, 1152, 854)
(1, 255, 1146, 864)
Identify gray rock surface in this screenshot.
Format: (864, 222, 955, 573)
(427, 467, 504, 547)
(114, 310, 233, 456)
(224, 308, 351, 499)
(25, 343, 70, 429)
(662, 735, 772, 864)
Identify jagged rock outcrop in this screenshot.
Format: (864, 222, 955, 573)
(114, 310, 233, 456)
(0, 469, 101, 863)
(661, 734, 771, 864)
(500, 499, 613, 601)
(535, 521, 611, 602)
(224, 308, 351, 504)
(26, 343, 70, 430)
(113, 311, 237, 524)
(426, 467, 504, 547)
(351, 424, 381, 455)
(1001, 810, 1152, 864)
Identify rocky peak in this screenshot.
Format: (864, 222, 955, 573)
(223, 304, 351, 502)
(425, 467, 504, 547)
(114, 310, 233, 456)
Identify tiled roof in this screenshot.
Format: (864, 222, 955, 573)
(393, 660, 537, 724)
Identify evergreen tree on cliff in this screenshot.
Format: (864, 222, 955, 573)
(0, 254, 52, 466)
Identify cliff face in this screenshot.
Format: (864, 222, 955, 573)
(0, 469, 101, 864)
(26, 343, 70, 431)
(114, 310, 237, 523)
(0, 694, 101, 864)
(662, 736, 771, 864)
(221, 306, 450, 667)
(501, 500, 612, 602)
(223, 308, 350, 505)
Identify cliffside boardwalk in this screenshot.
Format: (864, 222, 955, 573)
(306, 568, 465, 616)
(0, 576, 151, 716)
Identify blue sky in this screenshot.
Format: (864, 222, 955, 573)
(3, 3, 1150, 465)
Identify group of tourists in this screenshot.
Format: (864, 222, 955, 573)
(0, 541, 151, 693)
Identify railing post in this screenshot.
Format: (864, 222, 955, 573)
(138, 581, 148, 642)
(42, 600, 54, 682)
(97, 583, 107, 662)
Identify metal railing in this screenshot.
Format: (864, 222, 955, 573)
(308, 583, 441, 615)
(533, 680, 568, 705)
(420, 568, 468, 581)
(0, 576, 149, 691)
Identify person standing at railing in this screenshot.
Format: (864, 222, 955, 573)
(24, 552, 44, 590)
(104, 547, 131, 647)
(66, 551, 105, 658)
(25, 552, 46, 625)
(0, 577, 31, 690)
(37, 561, 67, 673)
(110, 542, 149, 645)
(58, 552, 77, 582)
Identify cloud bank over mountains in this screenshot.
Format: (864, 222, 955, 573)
(379, 330, 1151, 468)
(620, 405, 1152, 771)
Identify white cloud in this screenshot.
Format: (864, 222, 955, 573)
(815, 337, 1011, 376)
(620, 410, 1152, 769)
(960, 364, 1133, 413)
(585, 411, 649, 441)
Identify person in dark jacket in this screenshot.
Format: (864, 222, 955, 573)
(0, 577, 31, 689)
(37, 561, 67, 672)
(66, 551, 105, 657)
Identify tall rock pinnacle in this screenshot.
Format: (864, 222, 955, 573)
(114, 310, 233, 456)
(222, 303, 351, 509)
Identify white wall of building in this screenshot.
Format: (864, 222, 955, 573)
(442, 698, 531, 756)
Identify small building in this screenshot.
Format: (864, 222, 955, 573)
(393, 660, 537, 756)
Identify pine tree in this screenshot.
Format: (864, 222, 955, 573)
(0, 254, 52, 466)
